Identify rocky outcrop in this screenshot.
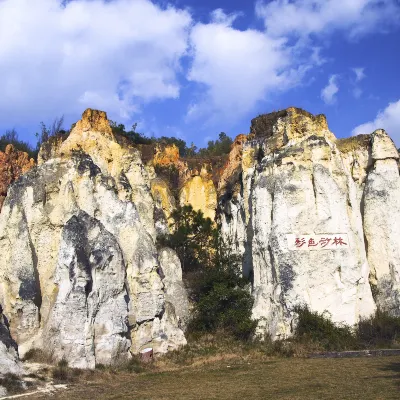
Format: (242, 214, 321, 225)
(362, 130, 400, 315)
(219, 107, 400, 338)
(158, 248, 190, 329)
(0, 109, 187, 368)
(0, 144, 35, 210)
(179, 166, 217, 221)
(0, 304, 23, 376)
(149, 144, 218, 222)
(1, 105, 399, 357)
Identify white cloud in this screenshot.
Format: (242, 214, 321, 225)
(352, 100, 400, 146)
(186, 11, 310, 121)
(353, 67, 366, 82)
(321, 75, 339, 105)
(256, 0, 400, 39)
(210, 8, 242, 26)
(310, 47, 327, 67)
(0, 0, 191, 126)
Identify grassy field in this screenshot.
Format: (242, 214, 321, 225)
(29, 356, 400, 400)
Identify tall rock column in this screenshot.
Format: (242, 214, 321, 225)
(219, 108, 377, 338)
(0, 109, 187, 368)
(363, 130, 400, 314)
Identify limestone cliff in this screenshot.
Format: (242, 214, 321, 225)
(219, 107, 400, 338)
(0, 106, 399, 359)
(0, 109, 187, 368)
(0, 304, 23, 376)
(0, 144, 35, 210)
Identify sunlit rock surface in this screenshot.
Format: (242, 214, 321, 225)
(0, 144, 35, 210)
(219, 107, 400, 338)
(0, 109, 187, 368)
(0, 304, 23, 376)
(0, 106, 399, 355)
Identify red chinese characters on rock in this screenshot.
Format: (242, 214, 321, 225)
(295, 238, 306, 248)
(308, 238, 318, 247)
(332, 237, 347, 246)
(289, 234, 349, 250)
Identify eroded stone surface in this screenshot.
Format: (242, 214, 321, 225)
(0, 145, 35, 210)
(219, 108, 400, 338)
(0, 304, 23, 376)
(0, 110, 186, 368)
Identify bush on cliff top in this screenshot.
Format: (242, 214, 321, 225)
(0, 129, 35, 158)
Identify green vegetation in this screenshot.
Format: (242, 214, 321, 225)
(160, 204, 256, 340)
(196, 132, 233, 158)
(0, 115, 69, 160)
(0, 116, 233, 162)
(110, 121, 233, 158)
(290, 306, 400, 353)
(292, 306, 357, 351)
(0, 129, 36, 159)
(357, 310, 400, 348)
(160, 205, 215, 271)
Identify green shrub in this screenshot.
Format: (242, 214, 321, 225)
(162, 205, 257, 340)
(0, 129, 35, 159)
(293, 306, 357, 351)
(0, 373, 23, 394)
(22, 348, 53, 363)
(159, 204, 215, 272)
(357, 310, 400, 348)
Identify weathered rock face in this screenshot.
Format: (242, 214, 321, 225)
(0, 305, 23, 376)
(0, 109, 187, 368)
(1, 105, 399, 357)
(150, 144, 218, 222)
(219, 107, 400, 338)
(158, 248, 190, 329)
(179, 166, 217, 221)
(0, 144, 35, 210)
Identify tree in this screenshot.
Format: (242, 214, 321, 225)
(161, 204, 257, 340)
(109, 120, 153, 145)
(164, 205, 214, 271)
(197, 132, 233, 157)
(35, 115, 66, 150)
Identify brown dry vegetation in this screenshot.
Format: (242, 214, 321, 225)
(27, 354, 400, 400)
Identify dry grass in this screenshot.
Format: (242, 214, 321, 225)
(26, 354, 400, 400)
(336, 134, 371, 153)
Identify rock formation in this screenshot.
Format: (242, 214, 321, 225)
(0, 109, 187, 368)
(0, 304, 23, 376)
(0, 106, 399, 363)
(0, 144, 35, 210)
(150, 143, 219, 222)
(219, 107, 400, 338)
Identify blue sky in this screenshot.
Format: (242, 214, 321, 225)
(0, 0, 399, 148)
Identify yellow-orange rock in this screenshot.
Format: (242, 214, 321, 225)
(0, 144, 35, 209)
(73, 108, 113, 137)
(180, 166, 217, 221)
(153, 144, 181, 167)
(218, 134, 248, 194)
